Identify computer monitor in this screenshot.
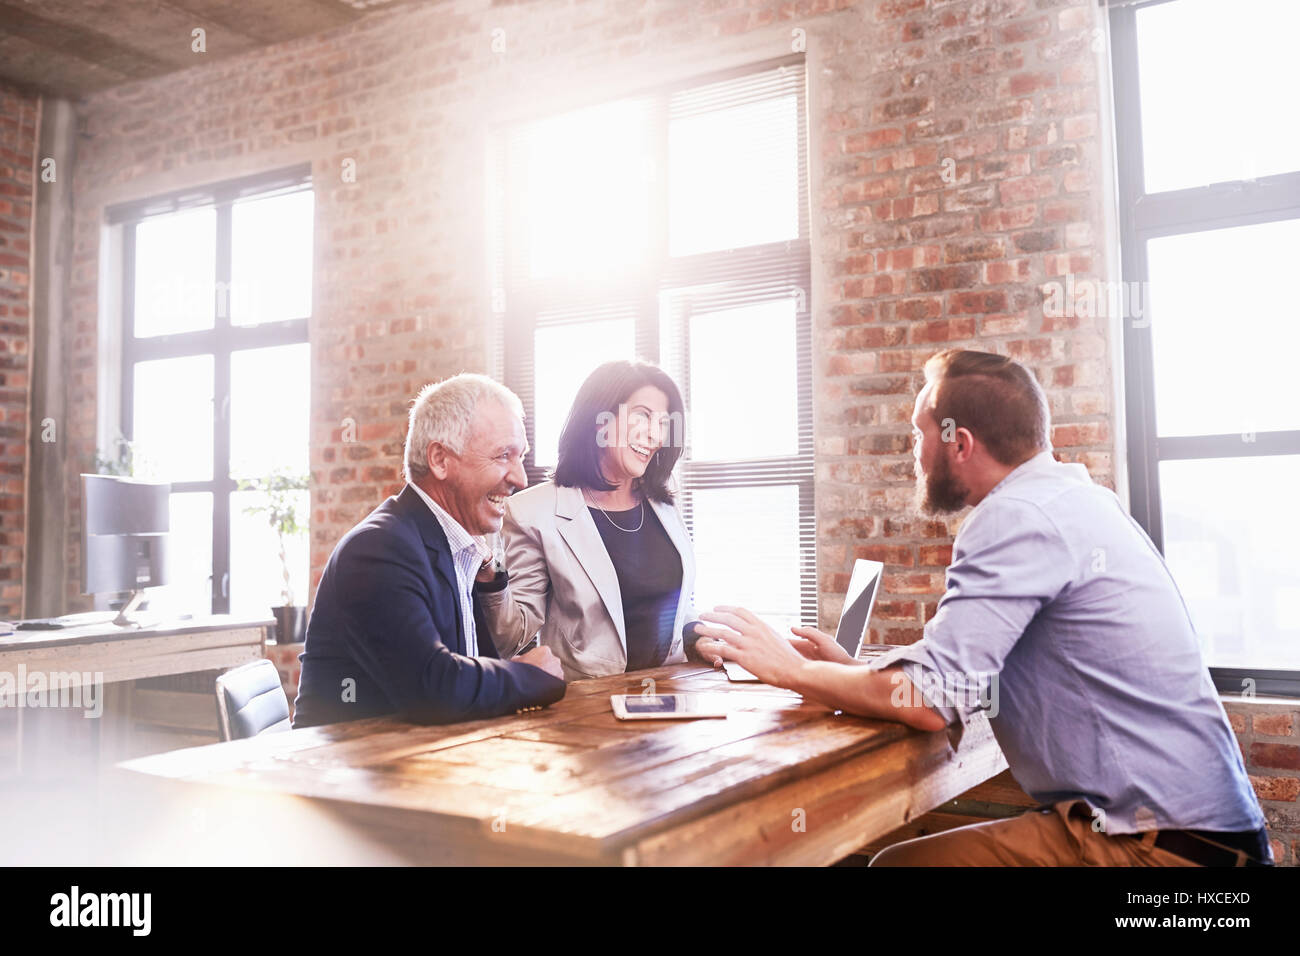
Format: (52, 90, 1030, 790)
(81, 474, 170, 626)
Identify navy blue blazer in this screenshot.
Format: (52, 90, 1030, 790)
(293, 485, 566, 728)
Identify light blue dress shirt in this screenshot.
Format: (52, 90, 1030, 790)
(869, 450, 1266, 836)
(408, 482, 481, 658)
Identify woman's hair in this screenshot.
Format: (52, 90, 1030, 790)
(922, 349, 1050, 466)
(552, 360, 685, 503)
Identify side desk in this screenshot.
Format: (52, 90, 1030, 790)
(0, 614, 271, 774)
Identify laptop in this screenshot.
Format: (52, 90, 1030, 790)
(722, 558, 885, 682)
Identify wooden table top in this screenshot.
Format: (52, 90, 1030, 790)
(119, 661, 1004, 865)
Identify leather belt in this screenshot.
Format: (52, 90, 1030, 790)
(1150, 828, 1270, 868)
(1062, 801, 1270, 867)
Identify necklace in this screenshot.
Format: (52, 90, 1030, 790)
(585, 491, 645, 532)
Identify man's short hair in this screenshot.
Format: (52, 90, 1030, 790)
(404, 373, 524, 484)
(922, 349, 1050, 466)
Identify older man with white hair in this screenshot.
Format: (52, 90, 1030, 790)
(294, 373, 565, 728)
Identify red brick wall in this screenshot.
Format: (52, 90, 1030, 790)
(1224, 699, 1300, 865)
(813, 0, 1114, 641)
(0, 84, 36, 619)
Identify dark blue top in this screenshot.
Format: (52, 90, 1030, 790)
(294, 485, 565, 728)
(588, 503, 683, 672)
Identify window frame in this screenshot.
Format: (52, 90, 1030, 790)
(1109, 0, 1300, 693)
(494, 55, 818, 625)
(109, 164, 312, 615)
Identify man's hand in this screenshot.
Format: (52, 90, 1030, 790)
(694, 606, 810, 690)
(685, 624, 724, 667)
(789, 625, 857, 665)
(697, 608, 947, 731)
(517, 645, 564, 681)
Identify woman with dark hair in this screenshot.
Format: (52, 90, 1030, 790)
(478, 359, 706, 680)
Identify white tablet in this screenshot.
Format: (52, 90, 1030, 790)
(610, 693, 729, 720)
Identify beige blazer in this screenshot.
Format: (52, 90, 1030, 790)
(478, 481, 698, 681)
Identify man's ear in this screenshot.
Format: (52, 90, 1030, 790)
(951, 426, 977, 464)
(425, 441, 453, 481)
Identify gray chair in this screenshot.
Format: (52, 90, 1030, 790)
(215, 659, 292, 741)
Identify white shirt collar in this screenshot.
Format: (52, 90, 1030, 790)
(407, 481, 477, 556)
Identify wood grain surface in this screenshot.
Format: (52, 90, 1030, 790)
(119, 662, 1007, 865)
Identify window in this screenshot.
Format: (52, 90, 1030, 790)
(493, 58, 815, 628)
(1110, 0, 1300, 692)
(109, 167, 313, 618)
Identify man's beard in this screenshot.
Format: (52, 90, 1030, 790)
(914, 451, 970, 514)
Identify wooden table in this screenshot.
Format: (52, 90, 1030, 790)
(119, 661, 1006, 865)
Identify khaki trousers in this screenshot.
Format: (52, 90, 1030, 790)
(869, 799, 1203, 867)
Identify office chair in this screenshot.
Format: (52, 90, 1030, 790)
(215, 659, 292, 741)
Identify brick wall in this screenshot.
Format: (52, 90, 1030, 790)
(59, 0, 1296, 862)
(1225, 698, 1300, 865)
(0, 84, 36, 619)
(812, 0, 1114, 641)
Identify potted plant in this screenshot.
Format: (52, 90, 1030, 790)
(94, 433, 136, 477)
(238, 470, 310, 644)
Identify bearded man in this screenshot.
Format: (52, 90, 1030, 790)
(693, 349, 1270, 867)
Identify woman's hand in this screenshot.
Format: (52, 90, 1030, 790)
(694, 606, 810, 690)
(474, 535, 499, 583)
(789, 625, 857, 665)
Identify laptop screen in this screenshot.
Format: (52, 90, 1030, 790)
(834, 559, 883, 657)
